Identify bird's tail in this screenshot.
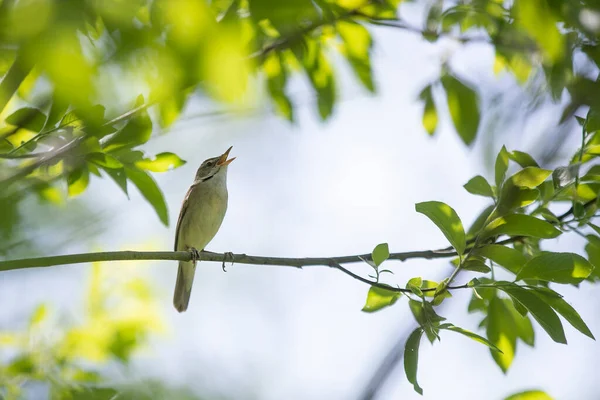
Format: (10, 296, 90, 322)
(173, 261, 196, 312)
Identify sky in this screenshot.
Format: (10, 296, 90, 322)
(2, 4, 600, 400)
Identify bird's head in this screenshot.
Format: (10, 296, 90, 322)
(195, 146, 235, 182)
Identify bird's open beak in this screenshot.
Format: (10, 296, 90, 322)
(217, 146, 235, 166)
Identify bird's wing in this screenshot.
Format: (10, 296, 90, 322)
(174, 183, 197, 251)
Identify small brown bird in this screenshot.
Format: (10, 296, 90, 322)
(173, 146, 235, 312)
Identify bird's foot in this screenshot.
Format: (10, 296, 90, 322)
(189, 247, 202, 263)
(222, 252, 235, 272)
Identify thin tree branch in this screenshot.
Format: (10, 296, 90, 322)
(0, 248, 455, 273)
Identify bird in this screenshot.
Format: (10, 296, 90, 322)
(173, 146, 235, 312)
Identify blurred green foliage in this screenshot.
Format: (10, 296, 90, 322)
(0, 262, 167, 399)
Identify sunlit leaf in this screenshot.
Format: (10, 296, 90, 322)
(5, 107, 47, 132)
(371, 243, 389, 267)
(125, 167, 168, 226)
(441, 73, 480, 145)
(362, 286, 400, 313)
(67, 166, 90, 197)
(514, 0, 564, 63)
(440, 324, 502, 352)
(464, 175, 494, 197)
(482, 214, 561, 240)
(475, 244, 528, 275)
(495, 145, 509, 188)
(516, 252, 594, 284)
(533, 287, 594, 340)
(486, 296, 516, 373)
(416, 201, 466, 254)
(498, 284, 566, 344)
(507, 167, 552, 189)
(337, 21, 374, 92)
(135, 152, 186, 172)
(419, 85, 438, 136)
(504, 390, 553, 400)
(404, 328, 424, 395)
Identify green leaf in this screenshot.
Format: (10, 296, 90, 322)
(495, 146, 510, 188)
(406, 277, 424, 297)
(463, 175, 494, 197)
(516, 252, 594, 284)
(497, 185, 540, 214)
(415, 201, 466, 254)
(5, 107, 47, 132)
(486, 296, 517, 373)
(371, 243, 390, 267)
(87, 152, 123, 169)
(157, 92, 186, 128)
(135, 152, 187, 172)
(409, 299, 445, 343)
(533, 288, 594, 340)
(125, 167, 168, 226)
(441, 73, 480, 145)
(361, 286, 400, 313)
(264, 52, 294, 122)
(475, 244, 528, 275)
(461, 259, 491, 273)
(29, 304, 48, 327)
(482, 214, 561, 240)
(101, 167, 128, 196)
(404, 328, 424, 395)
(515, 0, 564, 63)
(337, 21, 375, 93)
(103, 99, 152, 151)
(504, 390, 553, 400)
(507, 167, 552, 188)
(67, 166, 90, 197)
(419, 85, 438, 136)
(301, 43, 336, 120)
(498, 284, 567, 344)
(440, 324, 502, 352)
(509, 151, 539, 168)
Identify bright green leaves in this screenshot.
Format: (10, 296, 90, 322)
(419, 85, 438, 136)
(533, 288, 595, 340)
(263, 52, 294, 122)
(5, 107, 47, 132)
(507, 167, 552, 189)
(504, 390, 553, 400)
(495, 145, 510, 189)
(298, 42, 336, 120)
(516, 252, 594, 284)
(475, 244, 528, 275)
(416, 201, 466, 255)
(404, 328, 424, 395)
(463, 175, 494, 197)
(361, 286, 400, 313)
(135, 152, 186, 172)
(371, 243, 389, 266)
(498, 284, 566, 344)
(125, 167, 169, 226)
(441, 73, 480, 145)
(482, 214, 561, 240)
(485, 296, 534, 372)
(439, 324, 502, 353)
(514, 0, 564, 63)
(337, 21, 375, 93)
(103, 101, 152, 151)
(409, 299, 446, 343)
(67, 166, 90, 197)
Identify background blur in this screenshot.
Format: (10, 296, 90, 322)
(1, 0, 599, 399)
